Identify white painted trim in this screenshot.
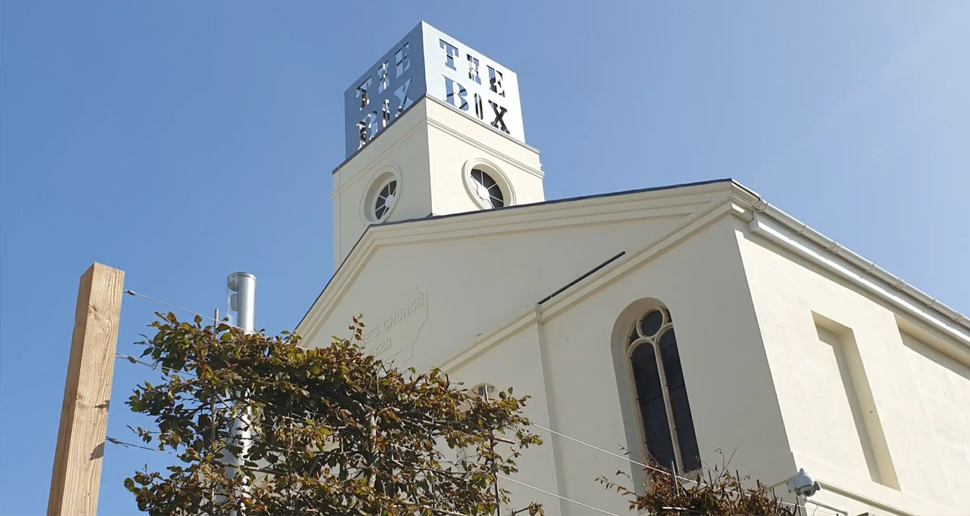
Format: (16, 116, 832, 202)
(358, 164, 402, 225)
(297, 183, 733, 342)
(435, 201, 731, 372)
(439, 307, 537, 372)
(306, 179, 970, 362)
(790, 453, 956, 516)
(333, 118, 428, 197)
(426, 116, 544, 180)
(531, 304, 572, 516)
(424, 94, 543, 156)
(298, 200, 710, 343)
(461, 157, 516, 209)
(731, 184, 969, 335)
(748, 212, 970, 348)
(538, 202, 731, 322)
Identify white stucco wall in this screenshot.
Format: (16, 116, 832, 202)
(448, 325, 565, 515)
(307, 213, 690, 370)
(332, 102, 434, 266)
(531, 215, 795, 515)
(331, 97, 545, 266)
(299, 195, 803, 515)
(424, 98, 545, 216)
(302, 182, 728, 371)
(736, 219, 968, 515)
(301, 178, 969, 515)
(899, 330, 970, 510)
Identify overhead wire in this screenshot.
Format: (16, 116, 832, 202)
(112, 352, 624, 516)
(116, 352, 198, 378)
(105, 391, 837, 515)
(532, 423, 644, 470)
(528, 423, 843, 516)
(498, 475, 620, 516)
(105, 433, 621, 516)
(106, 436, 175, 455)
(109, 429, 842, 516)
(115, 289, 843, 515)
(123, 288, 247, 331)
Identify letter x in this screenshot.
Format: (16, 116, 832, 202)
(489, 101, 509, 134)
(395, 78, 413, 116)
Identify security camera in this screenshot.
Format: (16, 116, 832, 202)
(787, 468, 821, 498)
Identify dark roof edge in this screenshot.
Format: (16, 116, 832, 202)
(538, 251, 627, 305)
(334, 94, 429, 175)
(384, 177, 734, 227)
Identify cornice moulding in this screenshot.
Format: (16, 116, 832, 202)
(436, 201, 732, 372)
(727, 182, 970, 348)
(303, 180, 969, 361)
(425, 116, 544, 179)
(440, 307, 539, 372)
(424, 94, 542, 155)
(790, 453, 954, 516)
(297, 183, 734, 341)
(536, 201, 731, 322)
(333, 116, 430, 197)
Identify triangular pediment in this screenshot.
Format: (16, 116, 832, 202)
(297, 179, 739, 369)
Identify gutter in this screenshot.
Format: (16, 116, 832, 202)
(740, 186, 970, 344)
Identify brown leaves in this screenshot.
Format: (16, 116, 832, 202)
(124, 313, 542, 516)
(599, 458, 797, 516)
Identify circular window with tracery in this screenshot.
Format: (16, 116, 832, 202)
(374, 179, 397, 221)
(470, 169, 504, 208)
(361, 167, 401, 224)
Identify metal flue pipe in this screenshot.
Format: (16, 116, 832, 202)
(226, 272, 256, 513)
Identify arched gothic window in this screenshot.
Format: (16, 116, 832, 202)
(628, 307, 700, 472)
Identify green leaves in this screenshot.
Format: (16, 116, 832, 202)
(124, 313, 542, 516)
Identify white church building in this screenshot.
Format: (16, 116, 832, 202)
(297, 22, 970, 516)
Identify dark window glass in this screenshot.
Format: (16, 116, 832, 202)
(669, 386, 700, 471)
(658, 329, 700, 471)
(487, 185, 504, 207)
(631, 344, 675, 469)
(374, 180, 397, 221)
(471, 169, 504, 208)
(658, 330, 683, 386)
(639, 310, 663, 337)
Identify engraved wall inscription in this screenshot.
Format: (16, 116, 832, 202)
(361, 287, 429, 364)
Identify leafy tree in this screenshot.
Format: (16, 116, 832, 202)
(124, 313, 543, 516)
(599, 459, 798, 516)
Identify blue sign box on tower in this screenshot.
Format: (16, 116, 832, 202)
(343, 22, 524, 158)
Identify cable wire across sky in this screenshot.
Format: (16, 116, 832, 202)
(114, 288, 845, 516)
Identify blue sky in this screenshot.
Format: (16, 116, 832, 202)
(2, 1, 968, 514)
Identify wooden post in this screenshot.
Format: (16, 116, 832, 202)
(48, 263, 125, 516)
